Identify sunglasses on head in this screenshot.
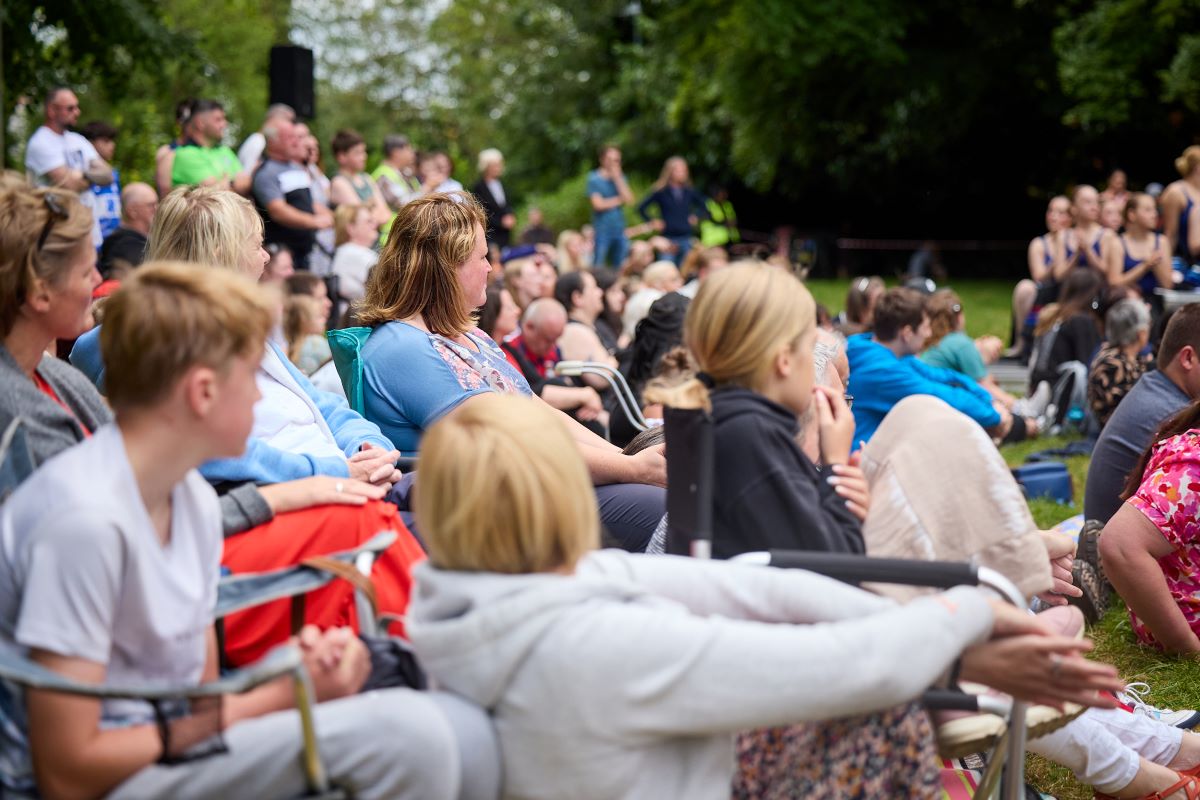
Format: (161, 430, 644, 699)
(36, 193, 68, 252)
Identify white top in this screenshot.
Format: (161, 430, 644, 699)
(26, 126, 105, 245)
(0, 425, 221, 725)
(622, 288, 665, 340)
(486, 178, 506, 206)
(237, 131, 266, 174)
(253, 346, 345, 463)
(25, 126, 98, 184)
(408, 549, 995, 800)
(331, 242, 378, 303)
(432, 178, 464, 194)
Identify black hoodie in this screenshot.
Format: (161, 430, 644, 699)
(710, 386, 865, 559)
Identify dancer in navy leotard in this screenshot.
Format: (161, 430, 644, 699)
(1069, 184, 1113, 275)
(1010, 195, 1072, 358)
(1162, 146, 1200, 263)
(1106, 193, 1172, 296)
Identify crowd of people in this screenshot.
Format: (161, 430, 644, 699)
(6, 84, 1200, 799)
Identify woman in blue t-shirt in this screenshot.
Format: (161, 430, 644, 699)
(356, 191, 666, 551)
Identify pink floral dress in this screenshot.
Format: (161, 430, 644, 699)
(1127, 430, 1200, 648)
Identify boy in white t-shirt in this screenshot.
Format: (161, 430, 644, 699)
(0, 263, 457, 799)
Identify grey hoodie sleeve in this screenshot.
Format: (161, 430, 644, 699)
(219, 484, 275, 537)
(580, 550, 896, 623)
(565, 584, 994, 735)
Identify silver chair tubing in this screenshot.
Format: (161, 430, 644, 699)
(553, 361, 650, 432)
(974, 566, 1029, 800)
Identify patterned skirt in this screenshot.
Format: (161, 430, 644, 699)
(732, 701, 941, 799)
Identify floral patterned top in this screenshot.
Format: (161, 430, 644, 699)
(1127, 430, 1200, 648)
(360, 321, 532, 452)
(1087, 344, 1152, 428)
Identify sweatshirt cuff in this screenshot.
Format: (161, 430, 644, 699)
(220, 483, 275, 537)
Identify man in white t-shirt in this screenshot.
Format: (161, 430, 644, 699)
(24, 88, 114, 191)
(24, 88, 115, 246)
(0, 263, 456, 799)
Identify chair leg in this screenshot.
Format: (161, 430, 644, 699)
(291, 664, 331, 795)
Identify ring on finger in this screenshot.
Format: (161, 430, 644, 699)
(335, 481, 344, 494)
(1050, 654, 1063, 679)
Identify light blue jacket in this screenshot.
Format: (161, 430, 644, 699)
(69, 328, 392, 483)
(845, 333, 1000, 446)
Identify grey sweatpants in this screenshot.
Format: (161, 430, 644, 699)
(108, 689, 460, 800)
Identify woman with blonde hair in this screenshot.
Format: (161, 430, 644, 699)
(357, 191, 666, 550)
(1161, 145, 1200, 262)
(556, 228, 589, 271)
(67, 184, 425, 664)
(636, 156, 709, 264)
(330, 202, 379, 311)
(405, 392, 1119, 800)
(471, 147, 515, 251)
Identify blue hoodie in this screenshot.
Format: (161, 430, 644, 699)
(845, 333, 1000, 446)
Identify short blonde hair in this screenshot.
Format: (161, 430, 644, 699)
(0, 180, 93, 336)
(358, 192, 486, 335)
(100, 261, 272, 411)
(647, 262, 814, 410)
(416, 394, 599, 573)
(147, 185, 263, 274)
(334, 203, 367, 247)
(477, 148, 503, 173)
(642, 260, 680, 290)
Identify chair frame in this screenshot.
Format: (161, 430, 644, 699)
(552, 360, 651, 432)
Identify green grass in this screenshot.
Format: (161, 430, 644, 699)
(804, 278, 1015, 341)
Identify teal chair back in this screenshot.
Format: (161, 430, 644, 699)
(326, 327, 373, 415)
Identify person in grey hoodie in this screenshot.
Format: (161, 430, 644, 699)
(406, 393, 1121, 800)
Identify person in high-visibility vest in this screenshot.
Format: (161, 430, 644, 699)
(700, 186, 739, 248)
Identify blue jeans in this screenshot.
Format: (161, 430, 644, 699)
(667, 235, 692, 265)
(594, 229, 629, 267)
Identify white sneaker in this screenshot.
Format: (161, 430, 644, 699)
(1014, 381, 1053, 418)
(1118, 682, 1200, 729)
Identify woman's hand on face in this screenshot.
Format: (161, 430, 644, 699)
(257, 477, 386, 515)
(812, 386, 854, 466)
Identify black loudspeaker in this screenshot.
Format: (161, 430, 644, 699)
(269, 46, 315, 120)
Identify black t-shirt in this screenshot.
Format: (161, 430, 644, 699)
(98, 227, 147, 278)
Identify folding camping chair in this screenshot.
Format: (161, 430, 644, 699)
(661, 405, 1034, 800)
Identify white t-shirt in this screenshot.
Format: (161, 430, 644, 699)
(331, 242, 378, 304)
(0, 424, 222, 726)
(237, 131, 266, 174)
(25, 126, 98, 185)
(25, 126, 107, 246)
